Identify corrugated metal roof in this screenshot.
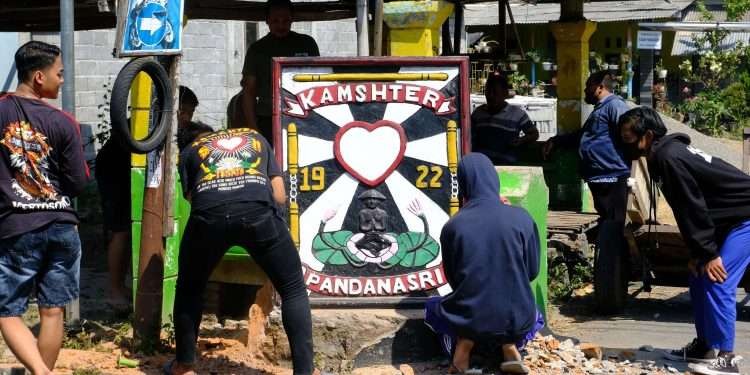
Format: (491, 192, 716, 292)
(464, 0, 693, 27)
(672, 31, 750, 55)
(670, 1, 750, 55)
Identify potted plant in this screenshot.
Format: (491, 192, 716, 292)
(526, 49, 542, 63)
(542, 61, 553, 71)
(656, 61, 668, 79)
(509, 62, 519, 71)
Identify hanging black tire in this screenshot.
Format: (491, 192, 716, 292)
(594, 220, 629, 314)
(110, 57, 172, 154)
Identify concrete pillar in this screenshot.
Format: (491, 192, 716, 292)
(383, 0, 454, 57)
(549, 20, 597, 210)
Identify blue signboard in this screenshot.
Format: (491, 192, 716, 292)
(118, 0, 183, 56)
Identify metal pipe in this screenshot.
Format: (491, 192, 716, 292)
(355, 0, 369, 56)
(639, 21, 750, 32)
(60, 0, 78, 324)
(60, 0, 75, 115)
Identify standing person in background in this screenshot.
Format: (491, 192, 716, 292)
(241, 0, 319, 141)
(471, 72, 539, 165)
(95, 133, 132, 311)
(620, 107, 750, 375)
(0, 41, 89, 375)
(543, 70, 631, 224)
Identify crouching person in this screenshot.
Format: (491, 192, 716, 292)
(425, 153, 543, 374)
(164, 125, 313, 375)
(619, 107, 750, 375)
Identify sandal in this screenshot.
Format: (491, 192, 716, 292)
(500, 360, 529, 374)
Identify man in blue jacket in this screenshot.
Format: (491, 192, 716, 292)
(543, 71, 631, 222)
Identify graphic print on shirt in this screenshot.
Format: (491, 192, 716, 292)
(1, 121, 70, 210)
(193, 129, 267, 193)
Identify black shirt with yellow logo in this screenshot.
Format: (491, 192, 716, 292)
(178, 128, 281, 212)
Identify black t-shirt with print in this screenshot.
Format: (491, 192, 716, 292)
(0, 95, 90, 239)
(179, 128, 282, 212)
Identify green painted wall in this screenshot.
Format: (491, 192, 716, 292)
(497, 166, 549, 316)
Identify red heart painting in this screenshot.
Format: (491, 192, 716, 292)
(334, 120, 406, 187)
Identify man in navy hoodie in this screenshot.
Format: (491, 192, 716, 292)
(620, 107, 749, 375)
(426, 153, 541, 374)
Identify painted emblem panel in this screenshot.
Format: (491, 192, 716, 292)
(273, 58, 470, 300)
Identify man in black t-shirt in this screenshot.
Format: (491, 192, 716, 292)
(165, 127, 312, 375)
(0, 41, 89, 375)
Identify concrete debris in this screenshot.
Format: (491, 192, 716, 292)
(524, 334, 677, 374)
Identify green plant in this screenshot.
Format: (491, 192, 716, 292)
(526, 49, 542, 63)
(508, 72, 531, 96)
(85, 76, 114, 149)
(674, 0, 750, 137)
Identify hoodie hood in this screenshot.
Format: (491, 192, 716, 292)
(652, 133, 691, 156)
(458, 153, 500, 202)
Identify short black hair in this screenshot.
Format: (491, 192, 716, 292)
(15, 41, 61, 83)
(266, 0, 293, 17)
(618, 107, 668, 140)
(178, 121, 214, 150)
(485, 72, 510, 92)
(587, 70, 615, 93)
(179, 85, 199, 108)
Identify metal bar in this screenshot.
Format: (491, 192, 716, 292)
(293, 72, 449, 82)
(743, 128, 750, 174)
(60, 0, 79, 324)
(498, 0, 507, 56)
(506, 0, 524, 58)
(372, 0, 384, 56)
(639, 21, 750, 32)
(639, 49, 654, 107)
(355, 0, 369, 56)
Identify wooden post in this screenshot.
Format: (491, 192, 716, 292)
(163, 56, 180, 237)
(453, 5, 464, 54)
(373, 0, 384, 56)
(442, 20, 453, 55)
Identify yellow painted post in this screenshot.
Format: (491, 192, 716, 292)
(549, 20, 597, 210)
(446, 120, 459, 216)
(287, 123, 300, 248)
(130, 72, 153, 167)
(383, 0, 454, 57)
(549, 20, 596, 135)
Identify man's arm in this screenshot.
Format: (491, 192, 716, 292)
(241, 76, 257, 130)
(59, 117, 89, 197)
(659, 152, 720, 263)
(270, 176, 287, 205)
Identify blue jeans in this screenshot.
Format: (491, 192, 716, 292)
(690, 219, 750, 351)
(0, 222, 81, 317)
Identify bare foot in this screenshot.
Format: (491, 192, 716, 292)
(451, 337, 475, 373)
(168, 361, 196, 375)
(501, 344, 522, 362)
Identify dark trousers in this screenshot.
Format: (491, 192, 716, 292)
(587, 179, 628, 223)
(588, 179, 629, 261)
(173, 203, 313, 374)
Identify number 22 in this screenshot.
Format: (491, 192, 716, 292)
(416, 165, 443, 188)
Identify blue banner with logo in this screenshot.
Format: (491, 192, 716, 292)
(118, 0, 183, 56)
